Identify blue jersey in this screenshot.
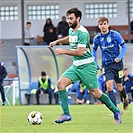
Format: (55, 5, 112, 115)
(93, 30, 126, 67)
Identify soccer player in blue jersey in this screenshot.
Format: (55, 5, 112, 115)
(50, 8, 122, 124)
(93, 16, 128, 110)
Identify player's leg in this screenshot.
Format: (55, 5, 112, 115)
(116, 82, 128, 110)
(115, 60, 129, 110)
(89, 89, 119, 113)
(57, 76, 72, 114)
(103, 66, 117, 107)
(78, 63, 122, 124)
(81, 68, 119, 114)
(89, 88, 122, 124)
(55, 65, 79, 124)
(55, 76, 72, 123)
(106, 79, 117, 106)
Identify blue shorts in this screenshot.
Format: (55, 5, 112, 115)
(102, 60, 123, 83)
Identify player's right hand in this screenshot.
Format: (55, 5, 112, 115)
(49, 41, 57, 48)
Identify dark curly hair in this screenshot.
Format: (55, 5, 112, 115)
(66, 7, 82, 21)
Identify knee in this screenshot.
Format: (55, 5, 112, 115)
(56, 81, 65, 91)
(106, 84, 113, 91)
(116, 84, 123, 92)
(89, 89, 102, 99)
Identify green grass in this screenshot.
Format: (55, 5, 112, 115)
(0, 104, 132, 133)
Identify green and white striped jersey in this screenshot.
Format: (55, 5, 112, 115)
(69, 25, 93, 61)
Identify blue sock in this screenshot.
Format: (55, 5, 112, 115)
(108, 90, 117, 107)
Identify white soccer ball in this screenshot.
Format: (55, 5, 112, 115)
(27, 111, 43, 125)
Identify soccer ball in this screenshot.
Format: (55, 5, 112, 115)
(27, 111, 43, 125)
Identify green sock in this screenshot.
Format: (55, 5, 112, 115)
(58, 90, 70, 115)
(98, 92, 119, 114)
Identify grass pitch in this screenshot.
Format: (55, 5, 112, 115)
(0, 104, 132, 133)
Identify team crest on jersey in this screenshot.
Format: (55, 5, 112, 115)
(107, 37, 111, 42)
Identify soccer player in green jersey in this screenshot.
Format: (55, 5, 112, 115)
(49, 7, 122, 124)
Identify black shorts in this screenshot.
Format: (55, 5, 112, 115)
(102, 60, 123, 83)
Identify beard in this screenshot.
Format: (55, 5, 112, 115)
(70, 20, 77, 29)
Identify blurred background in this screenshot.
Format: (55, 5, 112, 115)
(0, 0, 133, 105)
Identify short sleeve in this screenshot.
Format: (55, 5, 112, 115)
(78, 31, 89, 47)
(115, 32, 125, 46)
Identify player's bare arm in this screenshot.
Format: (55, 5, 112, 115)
(55, 47, 86, 56)
(49, 36, 69, 48)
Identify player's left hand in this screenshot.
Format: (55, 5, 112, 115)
(114, 58, 119, 63)
(55, 48, 65, 55)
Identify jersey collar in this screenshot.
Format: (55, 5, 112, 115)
(101, 30, 110, 37)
